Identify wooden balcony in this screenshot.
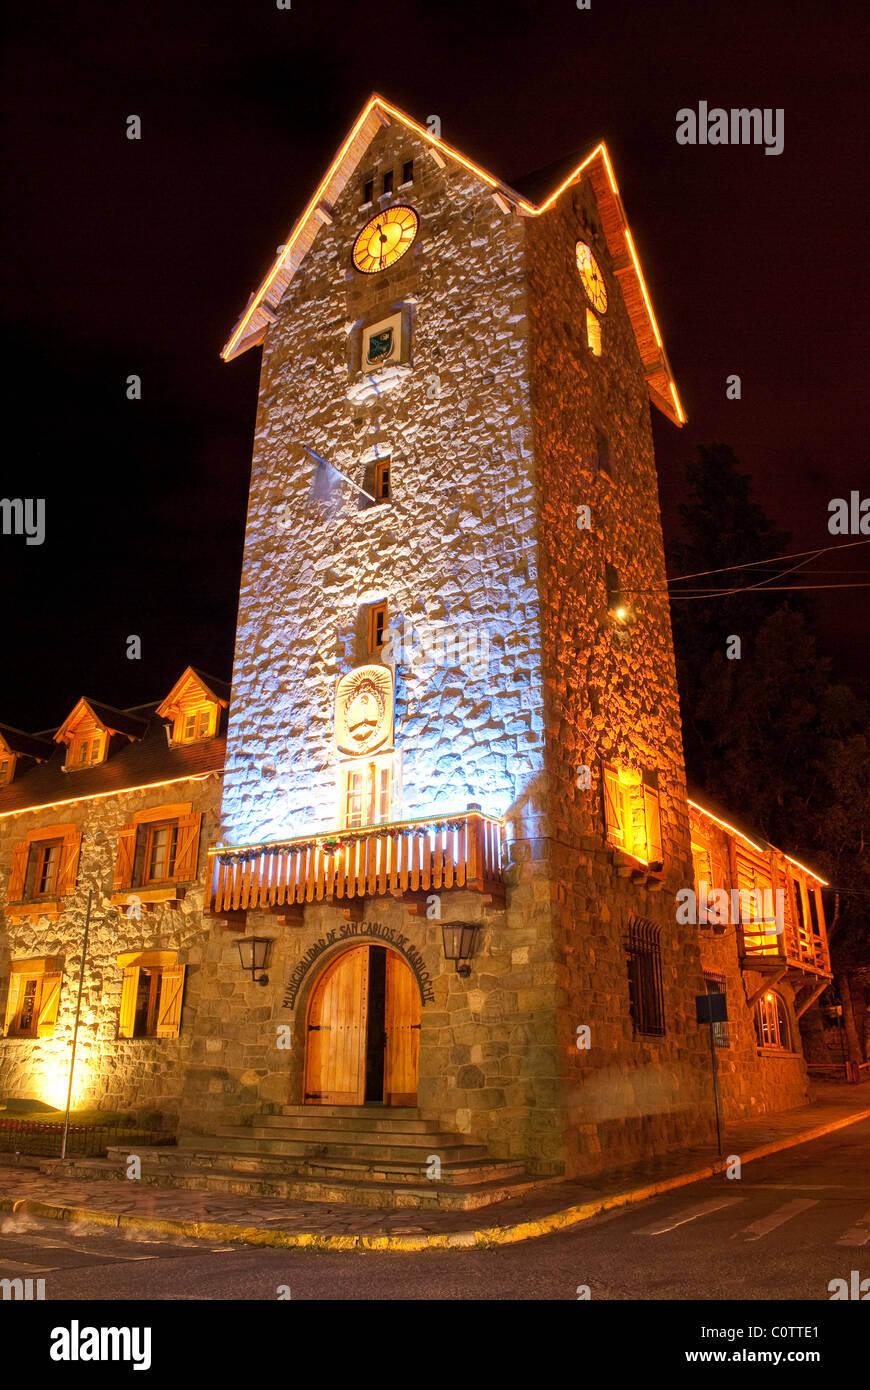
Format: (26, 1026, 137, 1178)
(208, 810, 505, 920)
(739, 918, 831, 977)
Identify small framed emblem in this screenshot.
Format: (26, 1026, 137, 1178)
(362, 312, 404, 370)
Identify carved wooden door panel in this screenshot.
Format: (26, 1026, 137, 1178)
(383, 952, 421, 1106)
(305, 946, 369, 1105)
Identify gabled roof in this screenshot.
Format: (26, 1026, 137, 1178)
(688, 793, 828, 886)
(0, 724, 54, 761)
(156, 667, 231, 720)
(221, 94, 684, 426)
(54, 697, 148, 745)
(0, 705, 225, 818)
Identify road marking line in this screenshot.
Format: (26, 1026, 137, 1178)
(0, 1260, 57, 1272)
(741, 1198, 819, 1241)
(634, 1197, 743, 1235)
(836, 1207, 870, 1247)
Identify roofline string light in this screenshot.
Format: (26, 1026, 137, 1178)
(220, 95, 685, 424)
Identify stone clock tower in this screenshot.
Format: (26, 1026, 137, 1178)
(214, 96, 714, 1178)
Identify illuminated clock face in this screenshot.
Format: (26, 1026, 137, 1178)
(575, 241, 608, 313)
(352, 205, 419, 273)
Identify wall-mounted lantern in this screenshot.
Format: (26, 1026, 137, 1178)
(441, 922, 479, 978)
(237, 936, 272, 985)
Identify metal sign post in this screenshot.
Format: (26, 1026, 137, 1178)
(61, 890, 92, 1161)
(696, 991, 728, 1157)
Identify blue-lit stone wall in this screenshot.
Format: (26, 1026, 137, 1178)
(221, 123, 542, 847)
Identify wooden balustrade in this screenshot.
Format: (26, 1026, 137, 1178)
(208, 811, 504, 915)
(740, 917, 830, 974)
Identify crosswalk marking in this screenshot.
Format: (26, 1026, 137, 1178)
(740, 1198, 818, 1241)
(837, 1207, 870, 1247)
(634, 1197, 743, 1235)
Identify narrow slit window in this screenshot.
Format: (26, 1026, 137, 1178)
(402, 159, 414, 185)
(586, 308, 602, 356)
(368, 602, 388, 653)
(362, 177, 374, 204)
(382, 169, 393, 196)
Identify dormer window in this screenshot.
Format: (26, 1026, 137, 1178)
(181, 708, 214, 743)
(156, 667, 228, 747)
(54, 697, 145, 771)
(74, 732, 105, 766)
(0, 752, 15, 785)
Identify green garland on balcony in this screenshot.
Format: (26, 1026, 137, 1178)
(216, 819, 469, 866)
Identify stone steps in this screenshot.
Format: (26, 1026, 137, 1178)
(62, 1105, 534, 1210)
(70, 1154, 537, 1211)
(113, 1144, 521, 1186)
(189, 1127, 488, 1161)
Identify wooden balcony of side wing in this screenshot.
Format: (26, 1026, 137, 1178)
(206, 810, 506, 924)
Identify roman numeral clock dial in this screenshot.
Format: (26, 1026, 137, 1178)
(575, 240, 608, 314)
(352, 205, 419, 273)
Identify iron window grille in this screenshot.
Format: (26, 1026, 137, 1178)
(625, 916, 665, 1036)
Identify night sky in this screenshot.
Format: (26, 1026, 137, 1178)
(2, 0, 867, 732)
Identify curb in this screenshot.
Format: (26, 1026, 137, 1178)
(2, 1107, 869, 1253)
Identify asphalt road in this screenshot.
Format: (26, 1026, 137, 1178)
(2, 1119, 869, 1301)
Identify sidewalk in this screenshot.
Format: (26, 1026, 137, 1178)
(2, 1083, 868, 1252)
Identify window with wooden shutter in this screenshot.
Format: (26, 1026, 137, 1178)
(156, 964, 186, 1037)
(172, 812, 202, 882)
(7, 841, 28, 902)
(118, 966, 140, 1038)
(56, 830, 82, 896)
(36, 973, 62, 1037)
(643, 776, 663, 867)
(602, 765, 623, 844)
(3, 975, 23, 1035)
(113, 825, 137, 890)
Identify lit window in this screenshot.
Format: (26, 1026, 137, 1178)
(603, 765, 663, 866)
(144, 823, 179, 883)
(117, 958, 186, 1039)
(754, 992, 791, 1050)
(586, 308, 602, 356)
(368, 602, 388, 652)
(342, 760, 392, 829)
(3, 963, 62, 1039)
(181, 708, 212, 742)
(35, 842, 62, 896)
(402, 159, 414, 185)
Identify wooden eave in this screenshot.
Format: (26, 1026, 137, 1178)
(0, 725, 53, 761)
(156, 666, 230, 721)
(54, 697, 146, 745)
(220, 95, 684, 427)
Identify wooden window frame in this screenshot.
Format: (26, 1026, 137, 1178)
(3, 960, 63, 1039)
(111, 804, 201, 905)
(66, 729, 105, 769)
(33, 839, 63, 898)
(0, 752, 16, 785)
(368, 601, 388, 653)
(173, 703, 217, 745)
(117, 955, 186, 1039)
(754, 991, 792, 1051)
(142, 821, 179, 885)
(340, 757, 393, 830)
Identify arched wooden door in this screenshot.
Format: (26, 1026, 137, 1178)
(383, 951, 421, 1106)
(304, 945, 420, 1106)
(305, 945, 369, 1105)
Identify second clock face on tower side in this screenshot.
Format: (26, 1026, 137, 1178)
(575, 241, 608, 314)
(352, 205, 419, 273)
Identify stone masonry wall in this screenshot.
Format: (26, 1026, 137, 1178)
(0, 773, 222, 1121)
(524, 177, 716, 1174)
